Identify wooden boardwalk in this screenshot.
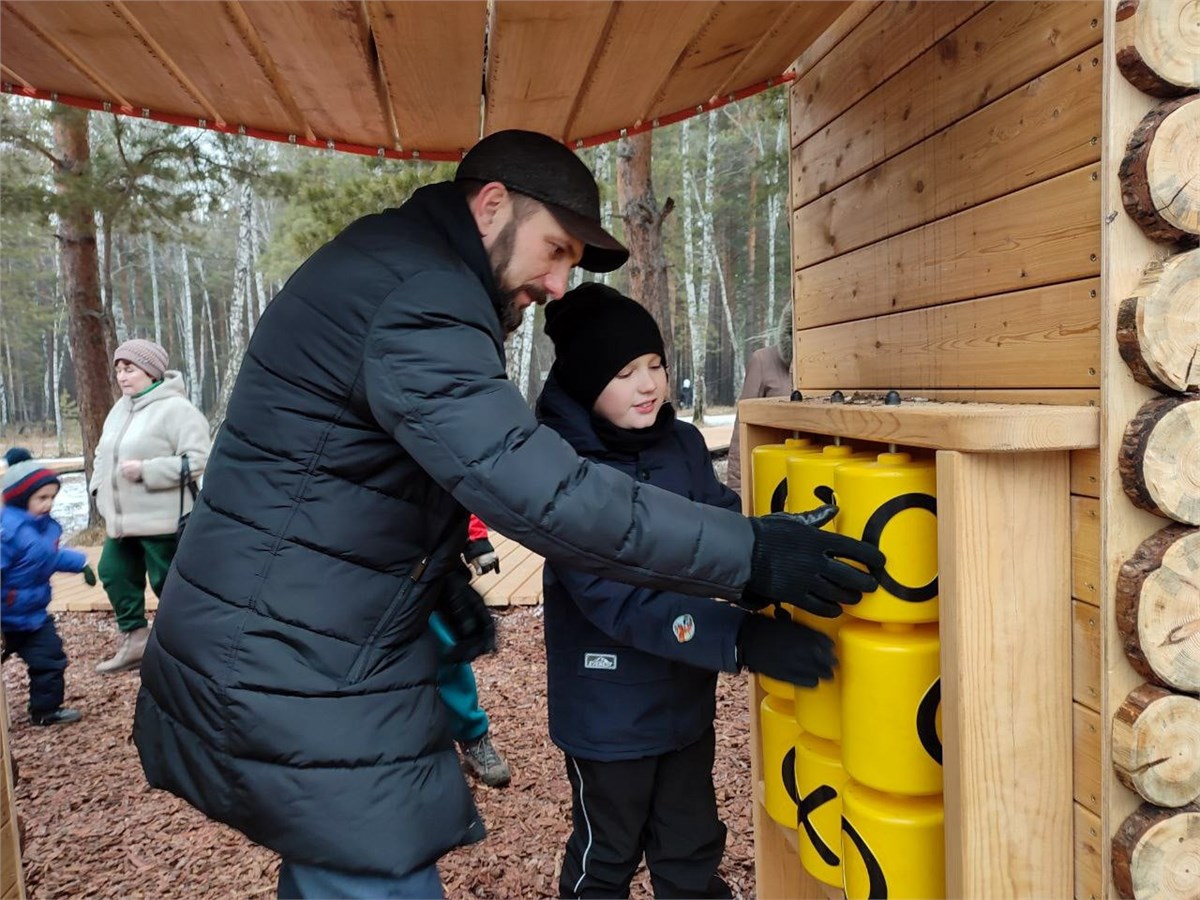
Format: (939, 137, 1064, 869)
(45, 421, 732, 614)
(48, 534, 542, 612)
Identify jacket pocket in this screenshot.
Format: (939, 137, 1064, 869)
(342, 577, 421, 687)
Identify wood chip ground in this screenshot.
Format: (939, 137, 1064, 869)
(4, 608, 756, 898)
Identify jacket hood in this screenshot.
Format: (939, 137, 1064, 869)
(401, 182, 503, 316)
(536, 373, 607, 457)
(129, 370, 188, 411)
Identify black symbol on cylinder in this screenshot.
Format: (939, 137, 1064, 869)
(770, 477, 788, 512)
(842, 816, 888, 899)
(861, 493, 938, 602)
(916, 678, 943, 765)
(797, 784, 840, 867)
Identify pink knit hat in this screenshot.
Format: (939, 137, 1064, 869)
(114, 338, 168, 380)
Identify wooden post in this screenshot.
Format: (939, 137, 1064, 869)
(1111, 802, 1200, 898)
(0, 681, 27, 900)
(1115, 0, 1200, 97)
(1116, 249, 1200, 393)
(1112, 683, 1200, 807)
(1118, 96, 1200, 244)
(1119, 395, 1200, 524)
(1114, 524, 1200, 692)
(937, 450, 1074, 899)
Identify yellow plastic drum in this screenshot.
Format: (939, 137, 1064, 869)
(841, 781, 945, 900)
(840, 620, 942, 796)
(784, 444, 873, 519)
(794, 732, 849, 888)
(751, 439, 821, 516)
(792, 608, 845, 741)
(760, 695, 801, 828)
(834, 452, 938, 624)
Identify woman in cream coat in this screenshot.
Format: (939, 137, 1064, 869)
(90, 339, 211, 673)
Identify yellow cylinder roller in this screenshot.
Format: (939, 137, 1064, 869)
(841, 780, 945, 900)
(840, 620, 942, 796)
(750, 438, 821, 516)
(784, 443, 873, 518)
(760, 694, 802, 829)
(791, 608, 845, 741)
(834, 452, 938, 624)
(794, 731, 849, 888)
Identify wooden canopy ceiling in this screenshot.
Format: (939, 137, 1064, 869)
(0, 1, 847, 159)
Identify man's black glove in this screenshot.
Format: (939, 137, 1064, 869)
(435, 574, 497, 663)
(736, 614, 837, 688)
(82, 565, 97, 587)
(740, 504, 885, 617)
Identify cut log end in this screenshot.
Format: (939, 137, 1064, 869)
(1116, 525, 1200, 692)
(1120, 396, 1200, 524)
(1113, 684, 1200, 807)
(1115, 0, 1200, 97)
(1120, 97, 1200, 244)
(1117, 250, 1200, 393)
(1112, 802, 1200, 899)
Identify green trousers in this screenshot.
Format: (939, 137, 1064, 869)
(97, 535, 177, 633)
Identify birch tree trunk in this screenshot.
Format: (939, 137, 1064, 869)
(178, 245, 201, 406)
(252, 195, 270, 319)
(681, 116, 717, 424)
(211, 183, 253, 427)
(52, 105, 116, 521)
(767, 119, 786, 330)
(148, 234, 163, 345)
(506, 312, 536, 401)
(195, 256, 221, 399)
(52, 314, 66, 454)
(616, 132, 675, 372)
(594, 143, 612, 286)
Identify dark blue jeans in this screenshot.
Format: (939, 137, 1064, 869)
(277, 859, 442, 899)
(2, 618, 68, 716)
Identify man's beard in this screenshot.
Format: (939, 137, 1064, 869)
(488, 219, 549, 335)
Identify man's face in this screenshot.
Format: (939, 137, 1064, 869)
(487, 203, 584, 334)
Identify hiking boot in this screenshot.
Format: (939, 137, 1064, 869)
(31, 708, 82, 726)
(459, 733, 511, 787)
(96, 626, 150, 674)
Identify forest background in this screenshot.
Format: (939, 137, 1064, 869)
(0, 89, 792, 465)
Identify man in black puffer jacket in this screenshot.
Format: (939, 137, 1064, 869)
(133, 130, 884, 898)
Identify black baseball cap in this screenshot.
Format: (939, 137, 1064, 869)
(456, 130, 630, 273)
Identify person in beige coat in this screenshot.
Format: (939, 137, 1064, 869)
(726, 307, 793, 497)
(90, 339, 211, 673)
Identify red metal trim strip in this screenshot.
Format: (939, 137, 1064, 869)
(2, 71, 795, 159)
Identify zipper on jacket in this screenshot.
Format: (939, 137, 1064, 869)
(410, 557, 428, 581)
(343, 577, 419, 686)
(109, 405, 136, 537)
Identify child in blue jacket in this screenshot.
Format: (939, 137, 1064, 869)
(537, 284, 837, 899)
(2, 461, 95, 725)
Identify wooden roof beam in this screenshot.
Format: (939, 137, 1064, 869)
(559, 1, 621, 142)
(219, 0, 315, 141)
(360, 1, 403, 151)
(712, 2, 797, 100)
(0, 63, 32, 89)
(637, 0, 723, 127)
(108, 0, 223, 124)
(4, 2, 132, 107)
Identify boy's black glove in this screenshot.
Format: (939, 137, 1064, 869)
(82, 565, 97, 587)
(435, 574, 497, 663)
(736, 614, 837, 688)
(465, 538, 500, 576)
(740, 505, 885, 617)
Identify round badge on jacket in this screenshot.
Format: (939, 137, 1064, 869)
(672, 614, 696, 643)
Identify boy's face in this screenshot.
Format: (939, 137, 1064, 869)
(26, 483, 59, 517)
(593, 353, 668, 429)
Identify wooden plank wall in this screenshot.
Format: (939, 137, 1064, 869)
(788, 3, 1105, 896)
(791, 0, 1103, 403)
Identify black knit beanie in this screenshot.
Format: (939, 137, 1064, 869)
(544, 283, 667, 410)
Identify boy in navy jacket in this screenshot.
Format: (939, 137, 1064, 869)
(1, 461, 95, 725)
(537, 284, 837, 898)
